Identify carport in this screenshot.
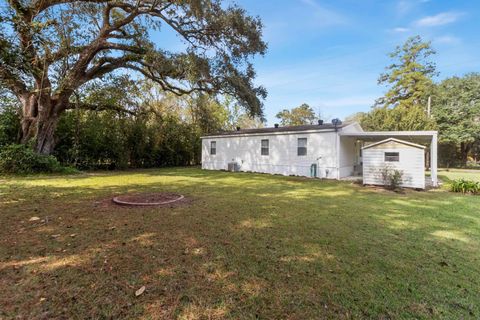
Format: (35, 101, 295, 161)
(339, 131, 438, 187)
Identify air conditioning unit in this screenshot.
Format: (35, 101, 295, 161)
(227, 162, 240, 172)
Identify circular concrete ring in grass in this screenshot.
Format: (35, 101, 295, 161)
(112, 192, 185, 206)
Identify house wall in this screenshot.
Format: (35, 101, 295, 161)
(338, 136, 357, 178)
(201, 130, 339, 178)
(363, 142, 425, 189)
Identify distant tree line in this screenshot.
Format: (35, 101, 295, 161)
(346, 36, 480, 168)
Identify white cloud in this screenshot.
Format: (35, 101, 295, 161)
(415, 12, 464, 27)
(396, 0, 430, 16)
(391, 27, 410, 33)
(397, 1, 413, 15)
(316, 96, 377, 108)
(298, 0, 348, 26)
(434, 35, 461, 45)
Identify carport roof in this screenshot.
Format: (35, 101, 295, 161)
(339, 131, 437, 144)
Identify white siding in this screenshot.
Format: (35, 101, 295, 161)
(338, 136, 356, 178)
(201, 131, 339, 178)
(363, 142, 425, 189)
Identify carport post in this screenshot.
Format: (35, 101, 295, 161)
(431, 133, 438, 187)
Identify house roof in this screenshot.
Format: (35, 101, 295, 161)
(339, 130, 437, 143)
(201, 122, 349, 138)
(362, 138, 426, 150)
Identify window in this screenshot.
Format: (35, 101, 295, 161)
(260, 139, 269, 156)
(297, 138, 307, 156)
(385, 152, 399, 162)
(210, 141, 216, 155)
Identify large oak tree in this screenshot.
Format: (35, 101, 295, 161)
(0, 0, 266, 154)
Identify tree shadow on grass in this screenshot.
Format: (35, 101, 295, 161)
(1, 168, 480, 319)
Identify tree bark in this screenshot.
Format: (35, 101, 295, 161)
(34, 114, 59, 155)
(18, 96, 61, 155)
(460, 142, 471, 167)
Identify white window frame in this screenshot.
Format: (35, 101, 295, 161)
(298, 138, 307, 156)
(210, 141, 216, 155)
(261, 139, 269, 156)
(385, 152, 399, 162)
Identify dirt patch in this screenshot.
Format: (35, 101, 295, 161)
(112, 192, 185, 206)
(94, 196, 192, 210)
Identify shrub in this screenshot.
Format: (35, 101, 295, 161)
(0, 103, 20, 148)
(450, 179, 480, 194)
(0, 144, 76, 174)
(380, 166, 404, 191)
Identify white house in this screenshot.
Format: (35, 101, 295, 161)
(362, 138, 426, 189)
(201, 122, 438, 188)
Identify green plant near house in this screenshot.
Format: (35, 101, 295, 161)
(380, 166, 404, 191)
(0, 144, 77, 174)
(450, 178, 480, 194)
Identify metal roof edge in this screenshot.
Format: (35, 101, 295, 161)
(201, 128, 338, 139)
(362, 138, 426, 150)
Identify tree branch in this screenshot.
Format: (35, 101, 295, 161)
(31, 0, 110, 17)
(67, 101, 137, 115)
(0, 65, 29, 98)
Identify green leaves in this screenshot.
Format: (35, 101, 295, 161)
(450, 179, 480, 194)
(376, 35, 436, 109)
(360, 105, 435, 131)
(360, 36, 438, 132)
(1, 0, 267, 155)
(431, 73, 480, 165)
(276, 103, 316, 126)
(432, 74, 480, 145)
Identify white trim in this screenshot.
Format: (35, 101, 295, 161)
(336, 133, 340, 179)
(362, 138, 426, 150)
(340, 131, 437, 137)
(431, 133, 438, 187)
(201, 128, 336, 139)
(201, 121, 363, 139)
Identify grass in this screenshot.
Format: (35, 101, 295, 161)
(1, 167, 479, 319)
(438, 168, 480, 183)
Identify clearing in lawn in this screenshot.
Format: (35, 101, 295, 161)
(0, 168, 479, 319)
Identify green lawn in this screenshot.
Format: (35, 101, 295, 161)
(1, 168, 479, 319)
(438, 168, 480, 183)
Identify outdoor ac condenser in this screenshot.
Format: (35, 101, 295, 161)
(227, 162, 240, 172)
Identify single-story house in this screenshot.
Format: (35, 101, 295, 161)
(201, 121, 438, 188)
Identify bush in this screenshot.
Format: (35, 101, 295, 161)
(380, 166, 404, 191)
(450, 179, 480, 194)
(0, 103, 20, 148)
(0, 144, 76, 174)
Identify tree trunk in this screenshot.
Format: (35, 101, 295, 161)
(19, 96, 61, 155)
(460, 142, 471, 167)
(34, 114, 59, 155)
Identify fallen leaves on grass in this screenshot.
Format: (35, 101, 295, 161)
(135, 286, 146, 297)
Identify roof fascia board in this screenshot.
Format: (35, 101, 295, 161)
(201, 129, 337, 139)
(339, 131, 437, 136)
(362, 138, 426, 150)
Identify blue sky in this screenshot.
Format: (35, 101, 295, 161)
(163, 0, 480, 125)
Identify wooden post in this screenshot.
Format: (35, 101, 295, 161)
(431, 133, 438, 187)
